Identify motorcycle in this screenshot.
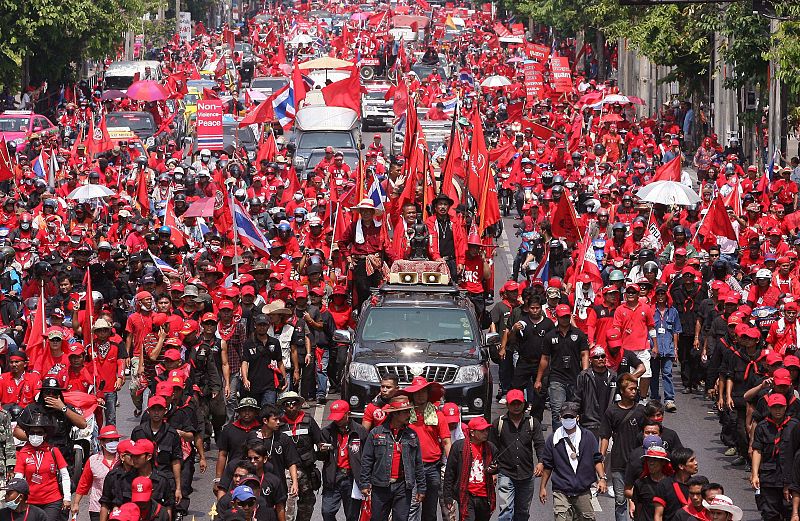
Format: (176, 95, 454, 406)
(512, 226, 541, 281)
(498, 173, 514, 216)
(752, 306, 779, 337)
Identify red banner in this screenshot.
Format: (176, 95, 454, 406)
(526, 44, 550, 67)
(511, 23, 525, 36)
(524, 62, 544, 102)
(482, 3, 492, 13)
(196, 100, 224, 149)
(550, 55, 573, 93)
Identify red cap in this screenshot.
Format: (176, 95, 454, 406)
(607, 328, 623, 348)
(117, 439, 135, 454)
(766, 351, 784, 365)
(241, 285, 256, 296)
(294, 287, 309, 299)
(162, 348, 181, 361)
(501, 280, 520, 292)
(224, 286, 241, 297)
(67, 343, 85, 356)
(711, 280, 725, 291)
(626, 284, 640, 293)
(468, 417, 491, 431)
(201, 312, 217, 323)
(218, 299, 234, 310)
(724, 294, 740, 305)
(786, 302, 799, 312)
(506, 389, 525, 404)
(131, 476, 153, 502)
(310, 287, 325, 296)
(632, 220, 645, 229)
(441, 402, 461, 422)
(129, 438, 155, 456)
(147, 396, 167, 409)
(152, 313, 168, 327)
(333, 285, 347, 296)
(555, 304, 572, 317)
(326, 400, 350, 421)
(109, 504, 140, 521)
(548, 278, 563, 289)
(180, 320, 199, 336)
(98, 425, 122, 440)
(155, 381, 175, 397)
(743, 327, 762, 339)
(783, 355, 800, 369)
(728, 315, 743, 326)
(766, 393, 788, 407)
(675, 247, 688, 256)
(773, 368, 793, 386)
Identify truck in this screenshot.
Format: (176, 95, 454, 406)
(292, 105, 361, 176)
(338, 263, 497, 420)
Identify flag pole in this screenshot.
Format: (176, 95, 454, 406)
(231, 190, 240, 280)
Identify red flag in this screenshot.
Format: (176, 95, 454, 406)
(551, 192, 582, 243)
(164, 198, 188, 248)
(83, 269, 95, 356)
(650, 155, 681, 183)
(214, 182, 234, 236)
(203, 88, 220, 100)
(166, 72, 188, 99)
(488, 140, 516, 167)
(256, 129, 278, 163)
(477, 159, 500, 235)
(440, 128, 464, 202)
(466, 108, 488, 201)
(699, 194, 737, 241)
(85, 117, 113, 158)
(571, 232, 603, 287)
(239, 100, 274, 127)
(321, 67, 362, 114)
(276, 42, 288, 65)
(25, 284, 47, 372)
(214, 58, 227, 79)
(292, 62, 309, 110)
(137, 168, 149, 217)
(722, 184, 742, 218)
(0, 136, 14, 182)
(223, 28, 236, 52)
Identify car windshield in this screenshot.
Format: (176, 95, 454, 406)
(106, 113, 155, 133)
(222, 124, 256, 147)
(360, 307, 475, 345)
(0, 118, 28, 132)
(297, 131, 354, 150)
(250, 78, 288, 91)
(105, 75, 136, 90)
(305, 149, 357, 171)
(365, 91, 387, 100)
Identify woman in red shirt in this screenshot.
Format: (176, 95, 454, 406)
(14, 414, 71, 520)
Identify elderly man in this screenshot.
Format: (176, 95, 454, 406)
(702, 495, 743, 521)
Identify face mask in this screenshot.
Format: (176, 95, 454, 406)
(294, 193, 303, 201)
(561, 417, 577, 430)
(29, 435, 44, 447)
(105, 441, 119, 453)
(5, 498, 20, 511)
(21, 223, 30, 231)
(209, 245, 221, 253)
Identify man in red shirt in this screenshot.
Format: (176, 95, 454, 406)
(0, 351, 40, 408)
(401, 376, 452, 521)
(126, 291, 155, 416)
(442, 416, 496, 521)
(766, 301, 800, 356)
(612, 284, 657, 400)
(362, 374, 399, 431)
(319, 400, 367, 520)
(770, 167, 798, 213)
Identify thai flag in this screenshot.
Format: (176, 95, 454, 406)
(533, 245, 549, 286)
(271, 85, 296, 130)
(31, 149, 48, 179)
(367, 174, 386, 211)
(232, 200, 271, 256)
(149, 252, 179, 276)
(441, 97, 458, 114)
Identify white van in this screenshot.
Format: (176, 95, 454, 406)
(104, 60, 163, 91)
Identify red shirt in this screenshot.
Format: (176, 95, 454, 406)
(0, 372, 40, 408)
(336, 433, 350, 470)
(65, 366, 94, 393)
(467, 442, 487, 497)
(92, 340, 125, 393)
(125, 311, 153, 357)
(390, 428, 402, 479)
(363, 402, 387, 428)
(408, 409, 450, 463)
(612, 302, 655, 352)
(15, 444, 68, 505)
(459, 256, 485, 295)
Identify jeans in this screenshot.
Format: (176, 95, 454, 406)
(498, 351, 515, 396)
(321, 473, 361, 521)
(463, 495, 492, 521)
(226, 372, 242, 423)
(549, 380, 577, 431)
(611, 471, 627, 521)
(497, 474, 536, 521)
(103, 391, 117, 427)
(650, 356, 675, 401)
(371, 482, 412, 521)
(260, 389, 278, 406)
(316, 348, 329, 401)
(409, 462, 441, 521)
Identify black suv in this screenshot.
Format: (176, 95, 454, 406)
(337, 284, 498, 420)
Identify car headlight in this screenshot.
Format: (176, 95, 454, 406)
(349, 362, 379, 383)
(453, 365, 483, 384)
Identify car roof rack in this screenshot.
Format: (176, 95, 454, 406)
(377, 284, 462, 296)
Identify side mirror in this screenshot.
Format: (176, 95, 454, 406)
(359, 142, 365, 150)
(484, 332, 501, 346)
(333, 329, 352, 344)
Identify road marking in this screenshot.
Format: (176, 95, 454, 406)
(499, 219, 515, 269)
(314, 401, 325, 426)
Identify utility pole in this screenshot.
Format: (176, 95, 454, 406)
(767, 18, 783, 165)
(176, 0, 181, 35)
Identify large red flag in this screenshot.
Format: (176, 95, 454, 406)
(292, 62, 308, 110)
(699, 194, 737, 241)
(551, 192, 582, 244)
(137, 168, 150, 217)
(214, 181, 234, 236)
(0, 136, 14, 182)
(85, 117, 113, 158)
(276, 43, 288, 65)
(467, 108, 489, 202)
(650, 155, 681, 183)
(321, 67, 362, 114)
(477, 159, 500, 235)
(214, 58, 227, 79)
(239, 100, 274, 127)
(440, 127, 464, 202)
(25, 284, 47, 372)
(722, 184, 742, 218)
(256, 129, 278, 163)
(202, 88, 220, 100)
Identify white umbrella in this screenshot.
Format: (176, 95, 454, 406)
(289, 34, 315, 45)
(480, 75, 512, 88)
(67, 184, 116, 201)
(498, 36, 523, 43)
(636, 181, 701, 206)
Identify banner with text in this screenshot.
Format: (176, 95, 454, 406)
(196, 100, 224, 149)
(524, 62, 544, 102)
(550, 56, 572, 92)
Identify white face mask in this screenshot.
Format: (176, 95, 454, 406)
(209, 244, 221, 253)
(561, 417, 577, 430)
(105, 441, 119, 454)
(29, 435, 44, 447)
(5, 497, 20, 511)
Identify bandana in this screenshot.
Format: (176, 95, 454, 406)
(409, 402, 438, 426)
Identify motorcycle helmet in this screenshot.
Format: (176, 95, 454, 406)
(571, 152, 583, 163)
(541, 171, 554, 187)
(20, 213, 32, 231)
(293, 208, 307, 222)
(552, 175, 565, 187)
(158, 226, 171, 236)
(593, 144, 606, 157)
(638, 249, 656, 264)
(643, 261, 659, 274)
(277, 222, 292, 239)
(612, 222, 626, 233)
(609, 270, 625, 282)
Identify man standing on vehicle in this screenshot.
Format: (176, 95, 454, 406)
(426, 193, 466, 281)
(536, 305, 590, 431)
(491, 389, 545, 521)
(402, 376, 451, 521)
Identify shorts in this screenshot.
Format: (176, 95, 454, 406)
(633, 349, 652, 378)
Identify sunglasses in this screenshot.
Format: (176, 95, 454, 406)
(591, 355, 606, 359)
(237, 499, 256, 507)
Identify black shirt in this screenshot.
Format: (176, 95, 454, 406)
(514, 315, 555, 363)
(608, 349, 645, 376)
(632, 475, 666, 521)
(0, 505, 48, 521)
(436, 217, 455, 259)
(653, 476, 690, 519)
(218, 421, 262, 463)
(489, 301, 513, 335)
(599, 403, 647, 472)
(242, 335, 283, 393)
(752, 417, 799, 486)
(721, 346, 767, 398)
(542, 326, 589, 384)
(130, 422, 183, 469)
(489, 413, 545, 481)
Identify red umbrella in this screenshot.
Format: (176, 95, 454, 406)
(126, 80, 169, 102)
(183, 197, 216, 218)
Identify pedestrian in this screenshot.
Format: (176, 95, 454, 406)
(402, 376, 452, 521)
(651, 284, 681, 412)
(539, 402, 607, 521)
(703, 495, 744, 521)
(629, 445, 672, 521)
(362, 373, 400, 431)
(491, 280, 521, 404)
(536, 304, 590, 430)
(442, 416, 497, 520)
(653, 447, 699, 521)
(214, 397, 262, 498)
(319, 400, 366, 521)
(278, 391, 323, 521)
(673, 476, 713, 521)
(240, 313, 286, 406)
(612, 283, 657, 401)
(130, 476, 170, 521)
(359, 395, 426, 521)
(0, 478, 48, 521)
(600, 373, 648, 521)
(490, 389, 544, 521)
(71, 425, 121, 521)
(575, 345, 618, 439)
(246, 404, 299, 502)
